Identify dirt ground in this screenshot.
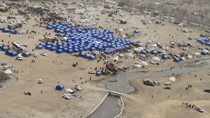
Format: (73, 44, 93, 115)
(0, 0, 209, 118)
(122, 70, 210, 118)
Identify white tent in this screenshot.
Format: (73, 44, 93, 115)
(127, 53, 133, 57)
(182, 29, 188, 33)
(4, 69, 13, 74)
(180, 57, 185, 61)
(133, 48, 141, 52)
(152, 57, 160, 61)
(151, 44, 157, 47)
(203, 50, 208, 53)
(186, 55, 192, 59)
(133, 64, 142, 69)
(169, 77, 176, 82)
(38, 79, 43, 84)
(165, 47, 169, 51)
(194, 52, 201, 56)
(140, 61, 148, 66)
(113, 56, 119, 61)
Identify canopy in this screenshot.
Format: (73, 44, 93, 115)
(162, 55, 167, 59)
(4, 69, 13, 74)
(140, 61, 148, 66)
(194, 52, 201, 56)
(22, 52, 30, 57)
(169, 77, 176, 82)
(56, 84, 64, 91)
(152, 57, 160, 61)
(133, 64, 142, 69)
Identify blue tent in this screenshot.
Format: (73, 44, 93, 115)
(5, 50, 13, 56)
(10, 29, 17, 34)
(161, 55, 168, 60)
(45, 45, 52, 50)
(89, 56, 95, 60)
(151, 50, 158, 55)
(50, 47, 57, 51)
(36, 45, 43, 50)
(205, 42, 210, 46)
(39, 43, 46, 46)
(55, 84, 64, 91)
(0, 26, 3, 31)
(11, 51, 17, 57)
(56, 49, 63, 54)
(66, 49, 73, 53)
(140, 50, 147, 55)
(133, 30, 140, 34)
(46, 26, 53, 30)
(46, 42, 52, 45)
(201, 51, 208, 55)
(2, 28, 9, 33)
(22, 52, 30, 57)
(96, 71, 102, 76)
(1, 46, 9, 51)
(0, 45, 3, 48)
(174, 58, 180, 62)
(155, 21, 161, 24)
(200, 34, 206, 37)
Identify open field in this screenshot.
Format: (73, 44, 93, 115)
(0, 0, 210, 118)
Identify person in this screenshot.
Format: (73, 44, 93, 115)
(41, 90, 42, 93)
(180, 95, 182, 97)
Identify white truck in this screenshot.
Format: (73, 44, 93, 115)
(8, 22, 22, 29)
(3, 65, 14, 70)
(17, 54, 23, 61)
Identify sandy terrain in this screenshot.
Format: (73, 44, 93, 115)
(0, 0, 209, 118)
(122, 70, 210, 118)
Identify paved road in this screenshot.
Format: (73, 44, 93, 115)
(89, 95, 121, 118)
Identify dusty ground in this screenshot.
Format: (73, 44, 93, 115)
(122, 70, 210, 118)
(0, 0, 209, 118)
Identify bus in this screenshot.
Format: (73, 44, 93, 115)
(12, 42, 25, 53)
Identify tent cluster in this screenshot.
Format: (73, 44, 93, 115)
(197, 38, 210, 46)
(5, 50, 17, 57)
(0, 45, 9, 51)
(151, 49, 161, 55)
(201, 50, 208, 55)
(0, 26, 17, 34)
(37, 22, 134, 58)
(79, 51, 95, 60)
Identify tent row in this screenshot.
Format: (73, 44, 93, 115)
(0, 27, 17, 34)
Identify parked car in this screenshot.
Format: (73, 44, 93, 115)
(62, 94, 70, 100)
(165, 82, 172, 86)
(188, 38, 193, 40)
(96, 71, 102, 76)
(75, 85, 82, 91)
(33, 52, 38, 58)
(195, 106, 204, 113)
(1, 62, 6, 66)
(163, 86, 171, 89)
(66, 88, 75, 94)
(24, 91, 31, 96)
(204, 89, 210, 93)
(38, 79, 43, 84)
(40, 52, 47, 56)
(88, 70, 96, 74)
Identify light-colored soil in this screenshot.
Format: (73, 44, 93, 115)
(0, 0, 209, 118)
